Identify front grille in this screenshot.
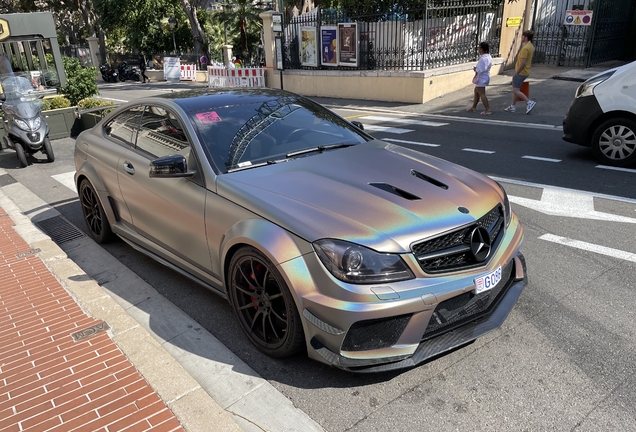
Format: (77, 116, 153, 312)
(341, 314, 412, 352)
(412, 205, 504, 273)
(422, 259, 514, 341)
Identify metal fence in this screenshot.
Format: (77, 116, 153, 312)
(282, 0, 504, 71)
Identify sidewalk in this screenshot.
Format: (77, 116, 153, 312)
(0, 194, 242, 431)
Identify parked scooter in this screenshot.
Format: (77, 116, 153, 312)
(0, 75, 54, 167)
(117, 62, 140, 82)
(99, 64, 118, 82)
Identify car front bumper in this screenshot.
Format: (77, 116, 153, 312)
(281, 214, 527, 372)
(562, 95, 603, 146)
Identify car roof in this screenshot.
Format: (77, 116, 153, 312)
(153, 87, 299, 111)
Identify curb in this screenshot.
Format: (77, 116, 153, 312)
(0, 169, 325, 432)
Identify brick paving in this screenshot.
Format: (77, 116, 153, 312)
(0, 206, 184, 432)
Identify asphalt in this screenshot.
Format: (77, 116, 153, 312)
(0, 62, 620, 432)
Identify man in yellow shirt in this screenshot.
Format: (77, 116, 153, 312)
(505, 30, 536, 114)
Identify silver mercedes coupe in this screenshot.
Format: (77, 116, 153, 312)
(74, 88, 527, 372)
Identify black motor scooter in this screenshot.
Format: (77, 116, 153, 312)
(0, 75, 54, 167)
(117, 62, 140, 82)
(99, 64, 118, 82)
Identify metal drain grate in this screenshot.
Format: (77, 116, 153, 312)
(35, 215, 85, 245)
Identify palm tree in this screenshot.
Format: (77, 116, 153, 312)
(211, 0, 264, 61)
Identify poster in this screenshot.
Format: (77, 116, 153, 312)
(564, 10, 593, 26)
(338, 23, 358, 67)
(300, 26, 318, 67)
(320, 26, 338, 66)
(163, 57, 181, 83)
(275, 37, 284, 70)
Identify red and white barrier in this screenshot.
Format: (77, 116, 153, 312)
(207, 67, 265, 88)
(180, 64, 196, 81)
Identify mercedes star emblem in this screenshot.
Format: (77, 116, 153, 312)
(470, 226, 491, 262)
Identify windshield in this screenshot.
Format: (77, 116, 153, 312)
(187, 95, 369, 173)
(1, 76, 38, 102)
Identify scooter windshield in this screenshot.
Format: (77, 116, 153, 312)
(1, 76, 38, 102)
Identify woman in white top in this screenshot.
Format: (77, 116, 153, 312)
(467, 42, 493, 115)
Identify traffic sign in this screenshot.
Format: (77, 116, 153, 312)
(564, 10, 593, 26)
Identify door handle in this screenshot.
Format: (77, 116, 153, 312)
(123, 161, 135, 174)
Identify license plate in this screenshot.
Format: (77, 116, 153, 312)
(474, 266, 502, 294)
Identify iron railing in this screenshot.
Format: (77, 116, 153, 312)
(282, 0, 503, 71)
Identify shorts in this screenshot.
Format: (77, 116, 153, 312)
(512, 74, 528, 89)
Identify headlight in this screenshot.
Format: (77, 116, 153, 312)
(313, 239, 414, 284)
(32, 117, 41, 130)
(14, 118, 30, 131)
(576, 71, 615, 98)
(497, 182, 511, 227)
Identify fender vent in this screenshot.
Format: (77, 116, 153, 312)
(411, 170, 448, 190)
(369, 182, 420, 201)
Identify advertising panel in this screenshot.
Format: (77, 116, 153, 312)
(320, 26, 338, 66)
(338, 23, 358, 67)
(300, 26, 318, 67)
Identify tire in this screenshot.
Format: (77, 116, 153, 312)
(79, 179, 115, 243)
(14, 140, 27, 168)
(591, 117, 636, 167)
(228, 247, 305, 358)
(43, 137, 55, 163)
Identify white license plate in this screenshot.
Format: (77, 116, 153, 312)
(474, 266, 502, 294)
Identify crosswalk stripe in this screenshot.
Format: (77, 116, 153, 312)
(463, 148, 495, 154)
(362, 115, 448, 127)
(382, 138, 440, 147)
(363, 125, 413, 134)
(595, 165, 636, 174)
(539, 234, 636, 262)
(52, 171, 77, 192)
(522, 156, 561, 162)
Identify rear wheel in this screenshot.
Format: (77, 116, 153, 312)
(228, 247, 305, 358)
(13, 139, 27, 167)
(43, 137, 55, 163)
(591, 117, 636, 167)
(79, 179, 115, 243)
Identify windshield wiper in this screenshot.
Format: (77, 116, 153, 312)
(286, 143, 356, 158)
(227, 159, 278, 173)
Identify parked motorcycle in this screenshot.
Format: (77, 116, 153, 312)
(0, 75, 54, 167)
(100, 64, 118, 82)
(117, 62, 140, 82)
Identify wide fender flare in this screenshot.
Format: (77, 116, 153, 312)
(75, 162, 118, 226)
(220, 218, 314, 298)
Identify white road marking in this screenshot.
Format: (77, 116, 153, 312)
(52, 171, 77, 193)
(382, 138, 440, 147)
(522, 156, 561, 162)
(362, 115, 448, 127)
(596, 165, 636, 174)
(96, 96, 128, 103)
(539, 234, 636, 262)
(363, 124, 413, 134)
(463, 148, 495, 154)
(506, 186, 636, 223)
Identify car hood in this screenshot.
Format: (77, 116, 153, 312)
(217, 140, 503, 253)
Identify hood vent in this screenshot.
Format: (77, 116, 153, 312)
(411, 169, 448, 190)
(369, 182, 420, 201)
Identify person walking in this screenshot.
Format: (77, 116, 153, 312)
(139, 53, 149, 83)
(505, 30, 536, 114)
(467, 42, 493, 115)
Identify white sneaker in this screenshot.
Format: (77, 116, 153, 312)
(526, 100, 536, 114)
(504, 105, 516, 112)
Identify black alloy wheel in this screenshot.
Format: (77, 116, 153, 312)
(43, 137, 55, 163)
(228, 247, 304, 358)
(13, 140, 27, 168)
(79, 179, 115, 243)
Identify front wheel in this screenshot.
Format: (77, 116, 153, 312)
(13, 139, 27, 167)
(79, 179, 115, 243)
(228, 247, 305, 358)
(43, 137, 55, 162)
(591, 118, 636, 167)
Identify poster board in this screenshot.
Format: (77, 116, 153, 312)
(564, 10, 593, 26)
(275, 36, 284, 70)
(338, 23, 358, 67)
(163, 57, 181, 83)
(300, 26, 318, 67)
(320, 26, 338, 67)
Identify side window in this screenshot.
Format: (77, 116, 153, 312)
(104, 106, 144, 145)
(136, 105, 191, 159)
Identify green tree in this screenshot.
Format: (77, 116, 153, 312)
(211, 0, 264, 61)
(59, 56, 99, 105)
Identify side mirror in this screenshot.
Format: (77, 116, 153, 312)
(351, 120, 364, 130)
(0, 94, 5, 102)
(149, 154, 195, 178)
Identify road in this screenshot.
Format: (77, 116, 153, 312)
(2, 84, 636, 431)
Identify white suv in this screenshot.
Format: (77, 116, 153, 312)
(562, 61, 636, 167)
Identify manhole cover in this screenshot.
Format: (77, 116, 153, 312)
(35, 215, 85, 245)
